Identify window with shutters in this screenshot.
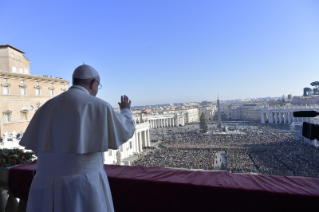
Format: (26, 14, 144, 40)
(3, 86, 9, 95)
(20, 87, 26, 95)
(4, 113, 11, 122)
(21, 112, 27, 121)
(35, 88, 40, 95)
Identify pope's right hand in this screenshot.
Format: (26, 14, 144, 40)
(118, 95, 131, 110)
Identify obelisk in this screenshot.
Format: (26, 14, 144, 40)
(217, 95, 222, 128)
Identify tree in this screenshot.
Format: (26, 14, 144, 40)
(199, 113, 208, 134)
(303, 87, 312, 96)
(310, 81, 319, 88)
(313, 88, 319, 95)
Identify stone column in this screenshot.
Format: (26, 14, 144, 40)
(173, 118, 175, 126)
(135, 132, 139, 152)
(279, 112, 282, 124)
(288, 112, 291, 124)
(144, 130, 147, 147)
(268, 112, 272, 123)
(261, 113, 265, 124)
(138, 132, 143, 152)
(274, 112, 278, 124)
(147, 129, 151, 146)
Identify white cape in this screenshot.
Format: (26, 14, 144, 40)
(20, 86, 135, 153)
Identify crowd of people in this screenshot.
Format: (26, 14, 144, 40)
(132, 125, 319, 178)
(132, 149, 216, 170)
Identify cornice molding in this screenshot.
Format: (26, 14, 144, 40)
(18, 84, 28, 88)
(2, 110, 12, 114)
(0, 71, 69, 84)
(1, 83, 11, 87)
(20, 109, 29, 113)
(34, 85, 42, 89)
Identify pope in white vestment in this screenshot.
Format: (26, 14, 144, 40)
(20, 65, 135, 212)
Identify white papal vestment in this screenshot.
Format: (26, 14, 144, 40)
(27, 152, 113, 212)
(20, 85, 135, 212)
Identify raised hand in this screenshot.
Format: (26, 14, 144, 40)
(118, 95, 131, 110)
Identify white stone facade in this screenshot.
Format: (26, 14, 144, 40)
(225, 105, 262, 121)
(183, 108, 199, 123)
(198, 106, 215, 121)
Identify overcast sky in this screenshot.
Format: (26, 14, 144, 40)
(1, 0, 319, 107)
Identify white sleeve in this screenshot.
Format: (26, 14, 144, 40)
(120, 108, 133, 120)
(107, 107, 135, 150)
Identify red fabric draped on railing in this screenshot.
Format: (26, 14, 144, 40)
(8, 161, 319, 211)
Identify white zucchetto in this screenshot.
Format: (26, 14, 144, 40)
(72, 64, 99, 79)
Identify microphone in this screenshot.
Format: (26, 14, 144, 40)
(293, 111, 319, 117)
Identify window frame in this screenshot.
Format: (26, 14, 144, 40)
(4, 113, 11, 123)
(35, 88, 40, 96)
(12, 66, 16, 73)
(20, 87, 26, 95)
(3, 86, 9, 95)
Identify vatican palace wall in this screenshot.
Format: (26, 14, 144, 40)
(0, 72, 68, 136)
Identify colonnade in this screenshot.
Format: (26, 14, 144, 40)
(149, 117, 176, 129)
(104, 122, 151, 164)
(261, 104, 319, 124)
(134, 128, 151, 153)
(261, 111, 311, 124)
